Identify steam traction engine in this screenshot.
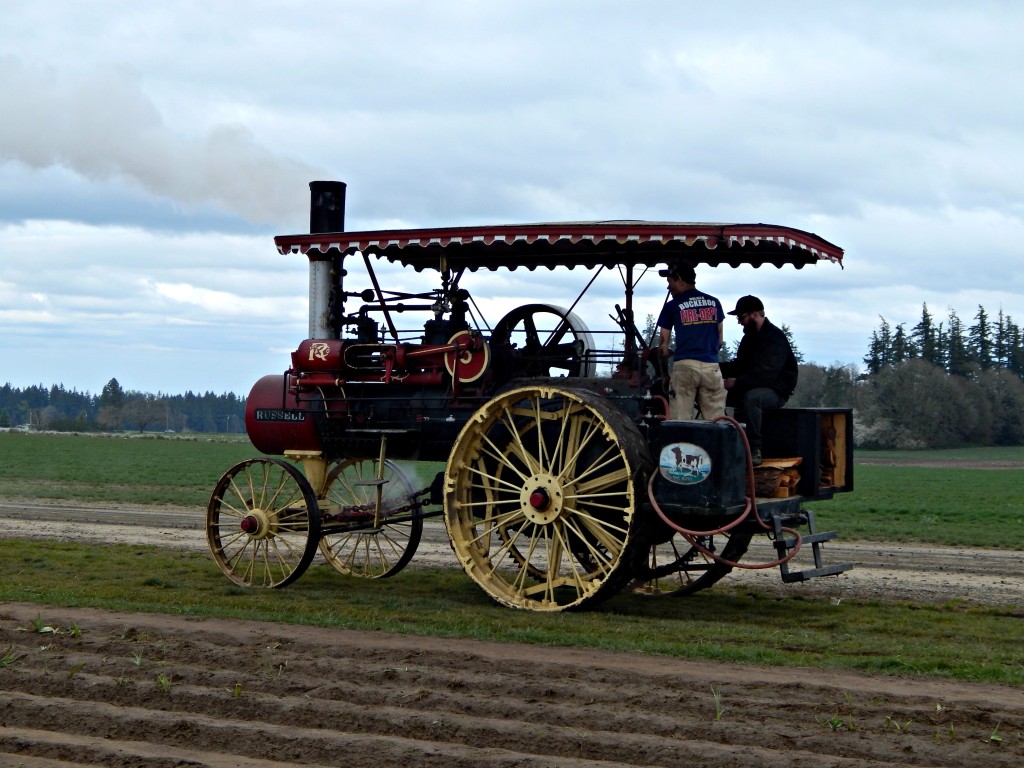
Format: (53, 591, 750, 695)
(206, 181, 854, 611)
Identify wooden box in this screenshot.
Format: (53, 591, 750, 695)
(761, 408, 854, 500)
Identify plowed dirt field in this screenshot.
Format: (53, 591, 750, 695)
(2, 495, 1022, 767)
(1, 602, 1022, 768)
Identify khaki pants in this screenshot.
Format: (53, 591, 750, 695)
(670, 359, 726, 420)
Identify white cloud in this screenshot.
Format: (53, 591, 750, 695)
(2, 1, 1024, 394)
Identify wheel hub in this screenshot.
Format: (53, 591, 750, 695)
(520, 474, 563, 524)
(239, 509, 276, 539)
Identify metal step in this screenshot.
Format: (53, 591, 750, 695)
(768, 509, 852, 584)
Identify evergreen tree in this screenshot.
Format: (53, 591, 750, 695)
(993, 309, 1011, 369)
(779, 324, 804, 364)
(945, 307, 972, 377)
(1008, 320, 1024, 378)
(969, 305, 993, 370)
(891, 323, 913, 363)
(99, 378, 126, 410)
(910, 303, 941, 366)
(863, 316, 892, 374)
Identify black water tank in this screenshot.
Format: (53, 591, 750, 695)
(652, 421, 748, 515)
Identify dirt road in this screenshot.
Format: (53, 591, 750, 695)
(3, 499, 1022, 606)
(1, 500, 1022, 767)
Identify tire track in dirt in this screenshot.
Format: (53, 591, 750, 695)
(3, 502, 1022, 606)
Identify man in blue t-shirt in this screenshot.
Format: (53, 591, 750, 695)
(657, 263, 726, 420)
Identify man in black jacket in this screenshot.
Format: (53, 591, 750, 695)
(720, 295, 798, 466)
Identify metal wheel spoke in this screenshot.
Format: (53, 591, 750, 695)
(467, 446, 532, 490)
(318, 459, 422, 579)
(530, 398, 552, 469)
(495, 521, 532, 561)
(632, 530, 754, 597)
(522, 314, 541, 347)
(545, 318, 571, 347)
(564, 513, 628, 556)
(564, 495, 632, 512)
(356, 536, 391, 573)
(369, 530, 410, 564)
(545, 527, 566, 576)
(521, 573, 583, 597)
(558, 414, 606, 481)
(466, 508, 525, 549)
(459, 497, 521, 512)
(552, 523, 591, 585)
(567, 447, 626, 492)
(497, 405, 542, 475)
(216, 501, 247, 520)
(224, 538, 255, 571)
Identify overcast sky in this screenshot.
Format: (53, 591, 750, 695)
(3, 1, 1023, 396)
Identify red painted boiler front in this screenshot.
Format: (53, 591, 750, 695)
(245, 374, 324, 456)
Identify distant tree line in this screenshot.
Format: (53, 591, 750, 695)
(862, 304, 1024, 378)
(0, 378, 245, 434)
(792, 303, 1024, 449)
(6, 302, 1024, 449)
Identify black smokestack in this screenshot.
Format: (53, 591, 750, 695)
(309, 180, 347, 234)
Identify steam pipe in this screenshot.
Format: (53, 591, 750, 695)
(308, 180, 347, 339)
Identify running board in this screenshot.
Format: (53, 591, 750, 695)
(769, 509, 853, 583)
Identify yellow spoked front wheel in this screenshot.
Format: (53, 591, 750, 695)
(445, 386, 650, 611)
(206, 458, 321, 588)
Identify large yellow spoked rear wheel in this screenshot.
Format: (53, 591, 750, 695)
(318, 458, 423, 578)
(445, 386, 650, 611)
(207, 458, 321, 588)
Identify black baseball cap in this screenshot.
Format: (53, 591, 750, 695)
(727, 295, 765, 315)
(658, 263, 696, 282)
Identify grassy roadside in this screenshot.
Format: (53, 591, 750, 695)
(3, 538, 1022, 686)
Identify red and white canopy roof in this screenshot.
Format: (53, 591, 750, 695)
(275, 220, 843, 272)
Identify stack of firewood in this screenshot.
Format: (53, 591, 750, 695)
(752, 457, 802, 498)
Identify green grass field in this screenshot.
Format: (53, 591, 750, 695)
(1, 431, 1022, 685)
(815, 463, 1024, 549)
(0, 431, 440, 507)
